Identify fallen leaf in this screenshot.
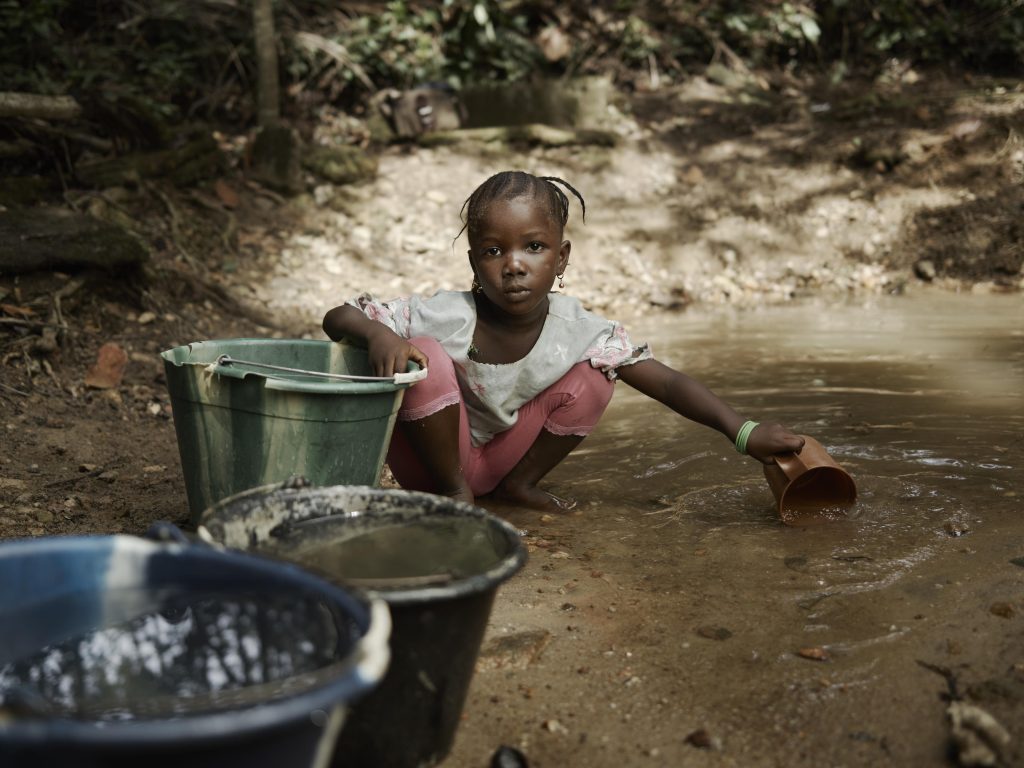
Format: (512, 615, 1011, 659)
(214, 179, 239, 208)
(1, 303, 35, 318)
(84, 342, 128, 389)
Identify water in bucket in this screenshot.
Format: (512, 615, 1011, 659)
(272, 516, 508, 588)
(0, 587, 360, 721)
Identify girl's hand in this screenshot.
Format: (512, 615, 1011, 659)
(366, 327, 429, 378)
(746, 423, 805, 465)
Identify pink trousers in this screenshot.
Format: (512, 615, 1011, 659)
(387, 337, 615, 496)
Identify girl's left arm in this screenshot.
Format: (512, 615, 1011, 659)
(615, 358, 804, 464)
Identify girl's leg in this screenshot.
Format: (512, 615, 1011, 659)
(385, 337, 473, 501)
(471, 363, 614, 510)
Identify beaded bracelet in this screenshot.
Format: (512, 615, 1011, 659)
(734, 420, 759, 455)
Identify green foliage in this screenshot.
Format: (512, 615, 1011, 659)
(817, 0, 1024, 71)
(440, 0, 542, 86)
(341, 3, 446, 87)
(0, 0, 1019, 136)
(0, 0, 72, 94)
(618, 17, 662, 67)
(704, 2, 823, 64)
(289, 0, 541, 102)
(0, 0, 253, 124)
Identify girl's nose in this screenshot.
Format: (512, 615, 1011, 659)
(503, 250, 527, 275)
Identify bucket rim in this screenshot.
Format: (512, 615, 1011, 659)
(199, 483, 529, 606)
(160, 338, 420, 395)
(0, 534, 390, 748)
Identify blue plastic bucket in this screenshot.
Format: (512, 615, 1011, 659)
(0, 532, 390, 768)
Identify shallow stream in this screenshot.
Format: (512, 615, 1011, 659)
(467, 291, 1024, 766)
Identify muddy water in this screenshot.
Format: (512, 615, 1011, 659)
(462, 292, 1024, 767)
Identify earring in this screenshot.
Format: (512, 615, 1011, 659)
(557, 273, 565, 289)
(472, 276, 483, 294)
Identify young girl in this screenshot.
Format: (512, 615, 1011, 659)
(323, 171, 804, 511)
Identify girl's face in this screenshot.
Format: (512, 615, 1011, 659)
(467, 195, 570, 319)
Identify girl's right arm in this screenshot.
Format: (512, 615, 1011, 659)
(322, 304, 429, 377)
(616, 357, 804, 464)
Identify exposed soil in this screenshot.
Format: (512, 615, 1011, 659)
(1, 70, 1022, 766)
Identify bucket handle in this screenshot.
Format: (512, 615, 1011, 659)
(212, 355, 428, 385)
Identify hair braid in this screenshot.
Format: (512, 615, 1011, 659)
(456, 170, 587, 243)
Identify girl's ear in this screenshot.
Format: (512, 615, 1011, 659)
(558, 240, 571, 273)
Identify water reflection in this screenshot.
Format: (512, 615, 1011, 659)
(0, 589, 355, 721)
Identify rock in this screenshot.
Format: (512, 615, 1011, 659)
(491, 745, 528, 768)
(542, 719, 569, 734)
(84, 343, 128, 389)
(914, 259, 937, 281)
(685, 728, 721, 749)
(34, 509, 54, 524)
(302, 145, 377, 186)
(459, 76, 612, 130)
(990, 602, 1014, 618)
(682, 165, 705, 185)
(0, 478, 27, 492)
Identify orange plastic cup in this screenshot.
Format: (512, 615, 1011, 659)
(763, 435, 857, 525)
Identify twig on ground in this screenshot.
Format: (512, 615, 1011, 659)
(0, 381, 29, 397)
(0, 317, 68, 330)
(244, 178, 286, 205)
(43, 463, 121, 489)
(148, 182, 202, 271)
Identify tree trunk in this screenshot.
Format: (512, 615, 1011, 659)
(0, 92, 81, 120)
(252, 0, 280, 127)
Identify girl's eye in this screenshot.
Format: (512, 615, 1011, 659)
(484, 247, 501, 257)
(527, 242, 543, 252)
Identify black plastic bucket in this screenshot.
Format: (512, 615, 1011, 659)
(0, 532, 390, 768)
(199, 483, 527, 768)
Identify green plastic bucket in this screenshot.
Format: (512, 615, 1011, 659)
(161, 339, 424, 523)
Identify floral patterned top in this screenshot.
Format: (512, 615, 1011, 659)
(347, 290, 652, 445)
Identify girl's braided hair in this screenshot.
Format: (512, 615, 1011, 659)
(457, 171, 586, 243)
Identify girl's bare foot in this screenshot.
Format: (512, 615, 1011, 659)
(485, 481, 577, 512)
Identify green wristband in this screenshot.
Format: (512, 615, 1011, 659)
(734, 420, 759, 455)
